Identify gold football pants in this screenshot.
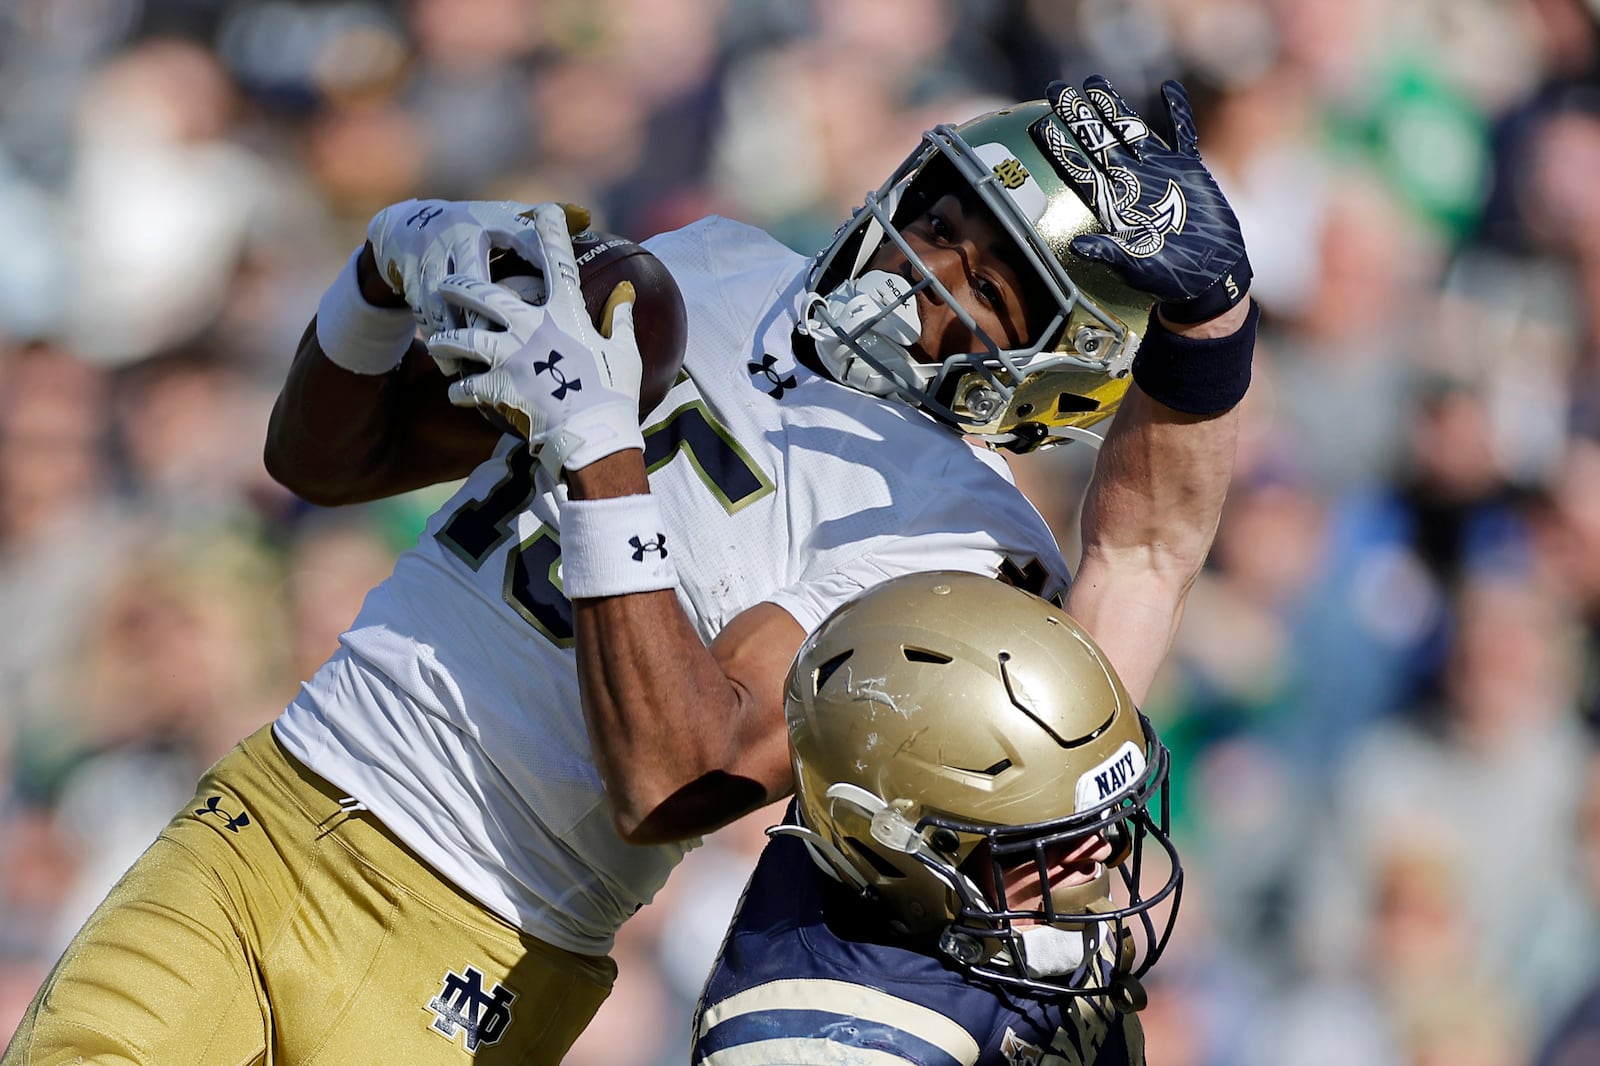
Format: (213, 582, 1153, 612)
(3, 725, 616, 1065)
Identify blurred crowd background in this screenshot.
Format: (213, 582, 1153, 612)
(4, 0, 1600, 1062)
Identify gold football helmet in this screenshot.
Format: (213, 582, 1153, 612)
(779, 571, 1180, 1009)
(800, 102, 1156, 452)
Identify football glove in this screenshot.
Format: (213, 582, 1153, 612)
(428, 203, 644, 475)
(1036, 75, 1250, 324)
(365, 197, 591, 337)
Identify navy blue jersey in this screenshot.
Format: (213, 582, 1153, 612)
(692, 815, 1142, 1065)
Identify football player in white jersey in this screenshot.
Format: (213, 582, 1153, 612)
(4, 75, 1251, 1065)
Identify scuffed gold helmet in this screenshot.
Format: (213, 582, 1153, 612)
(781, 571, 1180, 1009)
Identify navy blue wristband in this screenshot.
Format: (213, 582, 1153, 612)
(1159, 253, 1254, 326)
(1131, 299, 1258, 415)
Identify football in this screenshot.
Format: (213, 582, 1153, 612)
(484, 230, 687, 424)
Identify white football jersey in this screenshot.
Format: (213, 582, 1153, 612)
(274, 217, 1071, 955)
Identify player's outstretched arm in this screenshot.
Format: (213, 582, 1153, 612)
(1047, 75, 1254, 702)
(1067, 309, 1245, 705)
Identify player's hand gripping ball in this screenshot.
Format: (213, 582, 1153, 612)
(444, 215, 688, 431)
(429, 204, 687, 473)
(366, 197, 568, 337)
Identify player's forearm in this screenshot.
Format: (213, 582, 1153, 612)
(570, 596, 792, 843)
(566, 457, 800, 844)
(264, 249, 499, 505)
(1068, 385, 1239, 704)
(1067, 300, 1250, 700)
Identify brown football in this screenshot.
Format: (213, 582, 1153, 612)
(485, 230, 687, 425)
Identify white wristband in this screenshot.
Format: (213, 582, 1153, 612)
(559, 494, 679, 599)
(314, 249, 418, 375)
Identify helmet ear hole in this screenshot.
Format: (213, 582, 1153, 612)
(812, 650, 854, 693)
(1056, 393, 1100, 415)
(845, 837, 907, 880)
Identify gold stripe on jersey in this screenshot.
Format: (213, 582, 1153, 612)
(697, 978, 981, 1063)
(702, 1037, 933, 1066)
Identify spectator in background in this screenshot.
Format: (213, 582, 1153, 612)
(1296, 569, 1592, 1037)
(1356, 380, 1528, 666)
(47, 529, 290, 955)
(1530, 750, 1600, 1066)
(1475, 0, 1600, 259)
(0, 343, 124, 782)
(1210, 378, 1539, 800)
(399, 0, 548, 197)
(1532, 432, 1600, 733)
(112, 348, 284, 528)
(0, 809, 77, 1042)
(1527, 102, 1600, 432)
(1255, 836, 1524, 1066)
(63, 37, 273, 367)
(1263, 170, 1442, 494)
(280, 511, 412, 681)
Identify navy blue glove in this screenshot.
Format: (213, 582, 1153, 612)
(1034, 76, 1250, 324)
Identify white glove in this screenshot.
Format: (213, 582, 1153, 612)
(365, 197, 591, 338)
(428, 202, 643, 475)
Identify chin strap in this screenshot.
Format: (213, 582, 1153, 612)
(1016, 924, 1091, 976)
(1031, 423, 1110, 451)
(801, 271, 923, 395)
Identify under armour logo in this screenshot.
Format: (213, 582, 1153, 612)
(748, 354, 797, 399)
(629, 534, 668, 561)
(193, 795, 251, 833)
(406, 205, 444, 229)
(427, 966, 516, 1052)
(534, 350, 582, 400)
